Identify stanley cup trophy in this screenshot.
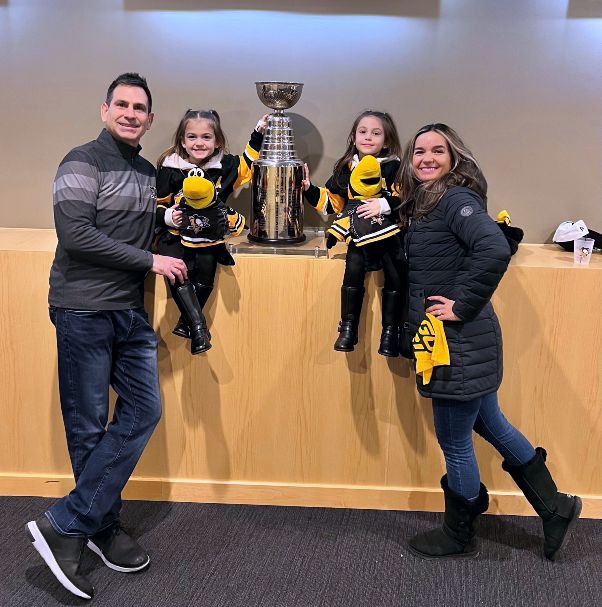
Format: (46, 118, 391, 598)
(249, 81, 306, 244)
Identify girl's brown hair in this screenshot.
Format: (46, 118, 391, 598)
(157, 109, 228, 170)
(333, 110, 402, 189)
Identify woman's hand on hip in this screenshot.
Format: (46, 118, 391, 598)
(426, 296, 460, 321)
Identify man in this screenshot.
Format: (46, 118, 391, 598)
(26, 73, 187, 600)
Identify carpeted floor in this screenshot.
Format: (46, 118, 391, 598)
(1, 496, 600, 606)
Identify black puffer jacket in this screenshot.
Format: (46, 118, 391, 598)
(405, 186, 511, 401)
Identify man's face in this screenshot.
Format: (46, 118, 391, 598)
(101, 85, 154, 147)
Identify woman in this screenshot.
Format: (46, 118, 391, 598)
(398, 123, 581, 560)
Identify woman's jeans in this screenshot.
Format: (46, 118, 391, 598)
(432, 391, 536, 500)
(46, 307, 162, 537)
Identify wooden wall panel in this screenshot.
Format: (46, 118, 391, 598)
(0, 231, 600, 517)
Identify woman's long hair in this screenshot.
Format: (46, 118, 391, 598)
(156, 109, 228, 170)
(398, 123, 487, 226)
(332, 110, 402, 189)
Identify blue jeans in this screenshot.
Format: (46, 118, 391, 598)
(432, 391, 536, 500)
(46, 307, 162, 537)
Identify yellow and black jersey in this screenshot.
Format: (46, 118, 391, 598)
(156, 128, 262, 226)
(304, 155, 401, 247)
(327, 199, 401, 247)
(176, 200, 245, 248)
(304, 155, 400, 216)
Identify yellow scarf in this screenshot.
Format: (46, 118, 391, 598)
(412, 313, 450, 384)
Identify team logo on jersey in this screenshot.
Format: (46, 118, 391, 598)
(460, 205, 473, 217)
(189, 214, 210, 233)
(149, 185, 157, 202)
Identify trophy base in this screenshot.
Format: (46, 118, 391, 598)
(247, 234, 306, 245)
(228, 228, 327, 258)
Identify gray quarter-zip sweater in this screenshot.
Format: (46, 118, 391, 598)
(49, 129, 156, 310)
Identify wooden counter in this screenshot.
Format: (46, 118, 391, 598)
(0, 229, 600, 517)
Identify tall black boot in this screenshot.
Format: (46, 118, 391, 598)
(378, 289, 400, 357)
(172, 316, 190, 339)
(171, 314, 190, 339)
(334, 286, 365, 352)
(502, 447, 582, 560)
(408, 475, 489, 559)
(167, 282, 191, 339)
(194, 283, 214, 343)
(175, 282, 211, 355)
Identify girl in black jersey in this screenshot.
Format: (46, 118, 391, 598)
(156, 109, 267, 354)
(303, 110, 407, 357)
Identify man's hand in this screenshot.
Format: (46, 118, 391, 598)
(151, 254, 188, 285)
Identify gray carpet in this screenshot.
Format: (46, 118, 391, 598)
(1, 496, 600, 606)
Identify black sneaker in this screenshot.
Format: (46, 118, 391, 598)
(26, 517, 94, 600)
(87, 524, 150, 572)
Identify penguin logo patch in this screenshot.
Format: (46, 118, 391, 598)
(460, 206, 473, 217)
(189, 214, 210, 233)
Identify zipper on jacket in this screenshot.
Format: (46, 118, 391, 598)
(402, 217, 414, 336)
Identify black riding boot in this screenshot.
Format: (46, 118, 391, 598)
(171, 284, 213, 343)
(378, 289, 400, 357)
(408, 475, 489, 559)
(194, 283, 214, 343)
(165, 280, 190, 339)
(334, 286, 365, 352)
(175, 282, 211, 355)
(168, 282, 191, 339)
(172, 316, 190, 339)
(502, 447, 582, 560)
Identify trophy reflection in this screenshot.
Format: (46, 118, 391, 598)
(249, 81, 306, 244)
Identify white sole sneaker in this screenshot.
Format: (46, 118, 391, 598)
(27, 521, 93, 600)
(87, 540, 150, 573)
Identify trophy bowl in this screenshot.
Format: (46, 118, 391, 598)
(255, 81, 304, 111)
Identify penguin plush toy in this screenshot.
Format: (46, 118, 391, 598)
(326, 155, 400, 249)
(175, 168, 230, 247)
(496, 210, 524, 256)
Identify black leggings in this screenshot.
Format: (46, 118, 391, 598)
(182, 249, 218, 286)
(343, 242, 404, 291)
(157, 236, 217, 286)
